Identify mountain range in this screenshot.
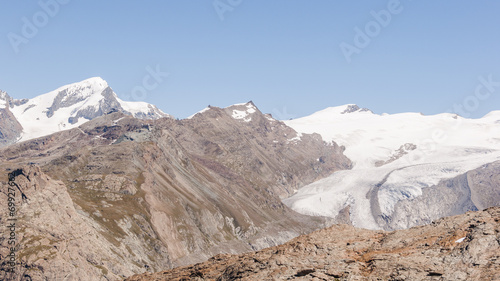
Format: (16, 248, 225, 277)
(0, 80, 350, 280)
(0, 78, 498, 280)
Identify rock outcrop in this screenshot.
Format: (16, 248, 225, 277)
(0, 165, 146, 281)
(375, 143, 417, 167)
(384, 161, 500, 230)
(0, 91, 23, 146)
(0, 102, 351, 280)
(126, 207, 500, 281)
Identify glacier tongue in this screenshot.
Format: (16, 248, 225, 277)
(283, 106, 500, 230)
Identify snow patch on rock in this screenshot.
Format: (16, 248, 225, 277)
(231, 103, 257, 122)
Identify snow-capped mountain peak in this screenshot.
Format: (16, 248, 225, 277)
(21, 77, 110, 120)
(56, 77, 109, 103)
(2, 77, 171, 144)
(54, 76, 109, 97)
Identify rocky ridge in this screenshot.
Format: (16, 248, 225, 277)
(125, 207, 500, 281)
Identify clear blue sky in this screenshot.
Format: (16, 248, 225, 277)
(1, 1, 499, 119)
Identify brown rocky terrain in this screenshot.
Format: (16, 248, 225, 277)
(0, 102, 351, 280)
(126, 207, 500, 281)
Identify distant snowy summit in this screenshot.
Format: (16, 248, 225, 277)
(284, 103, 500, 168)
(0, 77, 170, 146)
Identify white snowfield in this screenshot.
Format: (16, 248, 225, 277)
(8, 77, 168, 142)
(283, 104, 500, 230)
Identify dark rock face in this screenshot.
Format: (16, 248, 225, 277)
(46, 85, 166, 124)
(0, 102, 351, 280)
(382, 161, 500, 230)
(65, 87, 124, 124)
(125, 207, 500, 281)
(341, 104, 372, 114)
(375, 143, 417, 167)
(467, 161, 500, 210)
(0, 91, 23, 146)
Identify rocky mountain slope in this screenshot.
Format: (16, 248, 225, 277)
(125, 207, 500, 281)
(0, 102, 351, 280)
(0, 77, 169, 147)
(284, 104, 500, 230)
(0, 91, 23, 147)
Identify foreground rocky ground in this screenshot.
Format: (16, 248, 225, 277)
(126, 207, 500, 281)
